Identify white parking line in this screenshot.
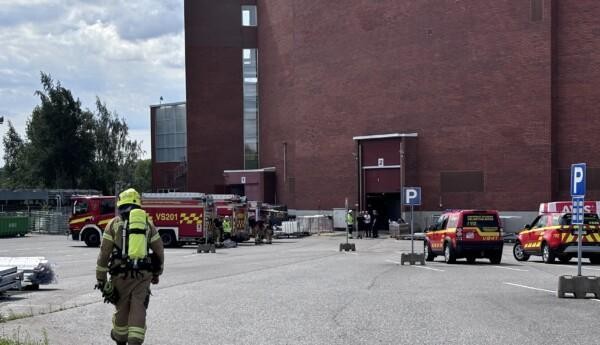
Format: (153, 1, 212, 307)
(183, 254, 200, 258)
(493, 266, 528, 272)
(504, 282, 555, 294)
(505, 282, 600, 302)
(385, 259, 401, 264)
(343, 251, 358, 255)
(414, 265, 444, 272)
(583, 267, 600, 271)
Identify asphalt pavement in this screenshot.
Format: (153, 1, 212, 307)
(1, 233, 599, 345)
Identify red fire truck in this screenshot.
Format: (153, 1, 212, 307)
(513, 201, 600, 264)
(69, 193, 250, 247)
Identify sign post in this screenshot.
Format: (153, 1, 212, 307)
(557, 163, 599, 299)
(571, 163, 586, 276)
(400, 187, 424, 265)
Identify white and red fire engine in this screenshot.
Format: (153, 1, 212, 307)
(69, 193, 250, 247)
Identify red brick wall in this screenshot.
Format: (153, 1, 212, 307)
(553, 0, 600, 201)
(258, 0, 554, 211)
(184, 0, 250, 193)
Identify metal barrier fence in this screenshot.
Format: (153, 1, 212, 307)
(0, 211, 69, 235)
(29, 211, 69, 234)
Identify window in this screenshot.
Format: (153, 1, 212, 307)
(243, 49, 259, 169)
(73, 201, 88, 215)
(463, 214, 500, 231)
(100, 199, 115, 215)
(155, 104, 186, 163)
(242, 5, 257, 26)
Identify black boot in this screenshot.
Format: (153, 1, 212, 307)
(111, 331, 127, 345)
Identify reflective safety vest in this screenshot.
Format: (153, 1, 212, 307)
(223, 219, 232, 233)
(346, 213, 354, 225)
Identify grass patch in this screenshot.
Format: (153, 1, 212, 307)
(0, 329, 48, 345)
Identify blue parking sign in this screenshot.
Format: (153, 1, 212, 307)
(571, 163, 586, 197)
(403, 187, 421, 206)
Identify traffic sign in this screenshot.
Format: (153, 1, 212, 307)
(572, 196, 585, 225)
(403, 187, 421, 206)
(571, 163, 586, 197)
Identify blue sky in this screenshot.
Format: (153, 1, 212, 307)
(0, 0, 186, 163)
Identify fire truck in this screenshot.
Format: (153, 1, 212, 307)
(513, 201, 600, 264)
(69, 193, 250, 247)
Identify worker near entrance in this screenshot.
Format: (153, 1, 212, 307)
(222, 215, 232, 240)
(346, 210, 354, 239)
(96, 188, 165, 345)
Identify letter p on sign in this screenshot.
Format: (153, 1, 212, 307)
(403, 187, 421, 206)
(571, 163, 586, 197)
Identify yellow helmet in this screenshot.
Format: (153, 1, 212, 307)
(117, 188, 141, 208)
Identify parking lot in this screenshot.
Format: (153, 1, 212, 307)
(1, 233, 599, 345)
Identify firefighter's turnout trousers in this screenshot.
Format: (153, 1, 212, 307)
(111, 272, 152, 345)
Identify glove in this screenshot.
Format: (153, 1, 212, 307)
(94, 280, 105, 291)
(151, 275, 159, 285)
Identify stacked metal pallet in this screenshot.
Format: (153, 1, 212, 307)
(0, 257, 56, 289)
(0, 266, 22, 293)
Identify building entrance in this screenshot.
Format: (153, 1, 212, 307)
(365, 193, 401, 231)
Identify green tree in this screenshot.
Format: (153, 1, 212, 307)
(131, 159, 152, 193)
(26, 72, 96, 188)
(89, 99, 143, 194)
(2, 121, 29, 187)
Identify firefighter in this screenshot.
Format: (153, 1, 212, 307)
(265, 213, 274, 245)
(346, 210, 354, 239)
(96, 188, 165, 345)
(222, 215, 232, 240)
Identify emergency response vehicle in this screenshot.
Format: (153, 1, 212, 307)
(424, 210, 504, 264)
(69, 193, 250, 247)
(513, 201, 600, 264)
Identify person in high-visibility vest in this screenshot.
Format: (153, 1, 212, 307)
(223, 216, 232, 240)
(346, 210, 354, 239)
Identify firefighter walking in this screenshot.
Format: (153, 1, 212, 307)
(96, 188, 165, 345)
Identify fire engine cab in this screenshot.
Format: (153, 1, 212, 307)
(69, 193, 250, 247)
(513, 201, 600, 264)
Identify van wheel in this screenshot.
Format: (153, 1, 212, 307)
(84, 232, 101, 247)
(160, 231, 177, 248)
(513, 242, 530, 262)
(541, 243, 555, 264)
(424, 241, 435, 262)
(489, 251, 502, 264)
(466, 256, 476, 264)
(558, 255, 572, 264)
(444, 242, 456, 264)
(589, 256, 600, 265)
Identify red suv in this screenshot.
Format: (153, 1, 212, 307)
(424, 210, 504, 264)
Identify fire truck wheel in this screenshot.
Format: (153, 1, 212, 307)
(589, 256, 600, 265)
(443, 242, 456, 264)
(424, 241, 435, 262)
(160, 231, 176, 248)
(84, 232, 101, 247)
(541, 243, 555, 264)
(512, 242, 530, 262)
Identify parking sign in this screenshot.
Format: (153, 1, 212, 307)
(403, 187, 421, 206)
(571, 163, 586, 197)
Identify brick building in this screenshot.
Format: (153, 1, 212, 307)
(152, 0, 600, 223)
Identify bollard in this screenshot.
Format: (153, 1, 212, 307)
(339, 243, 356, 252)
(197, 243, 216, 254)
(557, 275, 600, 299)
(400, 252, 425, 265)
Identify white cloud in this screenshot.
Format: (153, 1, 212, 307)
(0, 0, 186, 163)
